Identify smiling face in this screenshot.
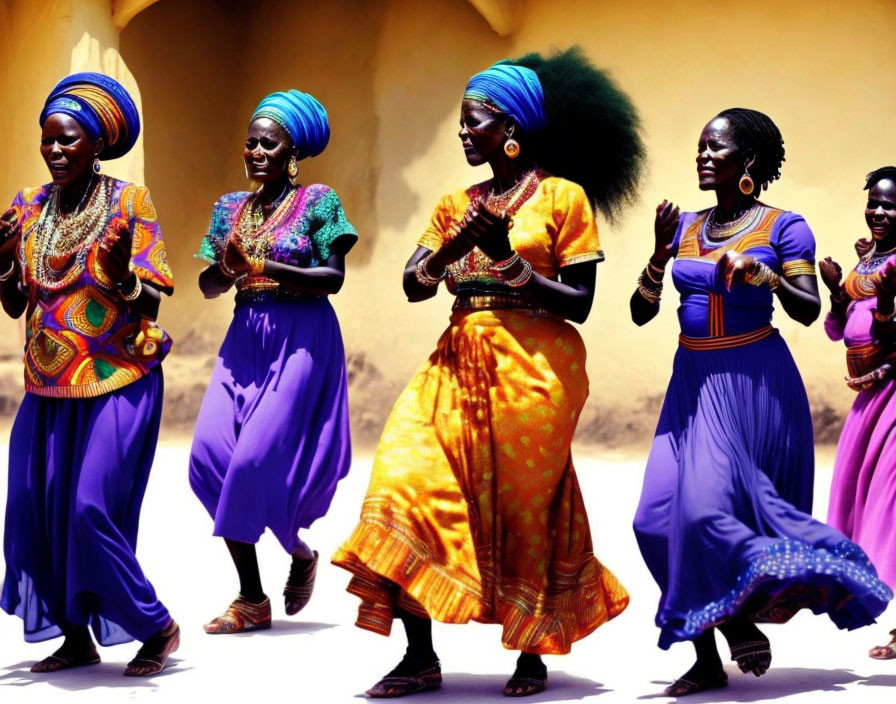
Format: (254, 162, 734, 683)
(866, 178, 896, 244)
(40, 113, 101, 187)
(696, 116, 751, 192)
(244, 117, 295, 184)
(458, 98, 510, 167)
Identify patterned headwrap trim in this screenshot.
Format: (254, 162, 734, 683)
(39, 72, 140, 161)
(251, 90, 330, 159)
(464, 62, 547, 134)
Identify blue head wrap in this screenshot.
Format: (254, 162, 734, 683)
(250, 90, 330, 159)
(464, 62, 547, 134)
(39, 72, 140, 160)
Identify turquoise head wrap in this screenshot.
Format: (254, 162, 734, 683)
(250, 90, 330, 159)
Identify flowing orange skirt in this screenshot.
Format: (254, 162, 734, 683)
(332, 309, 628, 654)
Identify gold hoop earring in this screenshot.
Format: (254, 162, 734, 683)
(287, 155, 300, 186)
(503, 139, 520, 159)
(739, 168, 755, 196)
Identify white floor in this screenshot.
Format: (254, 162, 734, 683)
(2, 444, 896, 703)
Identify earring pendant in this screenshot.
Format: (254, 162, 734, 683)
(504, 139, 520, 159)
(739, 168, 755, 196)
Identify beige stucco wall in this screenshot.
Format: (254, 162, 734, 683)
(1, 0, 895, 446)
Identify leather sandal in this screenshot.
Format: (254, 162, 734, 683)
(204, 596, 271, 634)
(870, 629, 896, 660)
(123, 620, 180, 677)
(665, 670, 728, 697)
(31, 649, 100, 673)
(366, 657, 442, 698)
(284, 550, 319, 616)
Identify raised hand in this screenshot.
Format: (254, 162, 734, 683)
(221, 236, 252, 278)
(97, 218, 133, 284)
(0, 209, 22, 263)
(855, 237, 874, 258)
(653, 199, 680, 266)
(717, 251, 769, 291)
(464, 200, 513, 262)
(818, 257, 843, 296)
(876, 260, 896, 302)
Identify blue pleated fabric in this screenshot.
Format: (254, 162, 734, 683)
(634, 333, 892, 649)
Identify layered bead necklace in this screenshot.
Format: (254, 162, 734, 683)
(482, 168, 540, 217)
(701, 202, 762, 243)
(232, 184, 298, 266)
(844, 244, 896, 299)
(27, 175, 110, 291)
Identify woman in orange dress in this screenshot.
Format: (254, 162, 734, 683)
(333, 48, 644, 698)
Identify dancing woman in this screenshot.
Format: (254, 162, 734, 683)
(190, 90, 356, 633)
(632, 108, 892, 696)
(0, 72, 179, 676)
(822, 166, 896, 659)
(333, 48, 644, 698)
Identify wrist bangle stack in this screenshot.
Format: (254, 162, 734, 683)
(414, 256, 445, 286)
(493, 252, 520, 271)
(504, 258, 533, 287)
(744, 261, 780, 291)
(118, 274, 143, 302)
(637, 271, 662, 304)
(0, 260, 15, 282)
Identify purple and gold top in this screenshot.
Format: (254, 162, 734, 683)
(670, 206, 816, 339)
(198, 183, 357, 301)
(9, 177, 174, 398)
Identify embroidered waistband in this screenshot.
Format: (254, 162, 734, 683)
(678, 326, 774, 351)
(453, 294, 547, 313)
(845, 342, 896, 381)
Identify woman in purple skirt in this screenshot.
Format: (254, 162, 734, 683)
(190, 90, 356, 634)
(1, 73, 179, 676)
(631, 108, 892, 696)
(822, 166, 896, 659)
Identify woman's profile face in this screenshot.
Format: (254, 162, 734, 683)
(866, 178, 896, 243)
(458, 98, 509, 167)
(696, 116, 747, 192)
(40, 113, 99, 187)
(244, 117, 294, 185)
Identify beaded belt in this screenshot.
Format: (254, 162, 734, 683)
(452, 294, 547, 313)
(678, 326, 774, 351)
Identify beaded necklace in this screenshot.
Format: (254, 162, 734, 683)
(232, 186, 298, 264)
(483, 169, 540, 216)
(701, 202, 762, 243)
(844, 244, 896, 299)
(26, 175, 110, 291)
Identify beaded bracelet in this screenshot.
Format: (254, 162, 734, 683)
(637, 272, 662, 304)
(505, 259, 533, 287)
(493, 252, 521, 271)
(873, 307, 896, 323)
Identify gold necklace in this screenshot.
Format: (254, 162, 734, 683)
(232, 186, 298, 264)
(484, 169, 540, 216)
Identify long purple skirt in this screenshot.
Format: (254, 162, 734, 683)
(189, 298, 351, 554)
(633, 332, 892, 649)
(1, 368, 170, 646)
(828, 379, 896, 587)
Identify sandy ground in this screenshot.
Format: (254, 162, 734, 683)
(2, 444, 896, 703)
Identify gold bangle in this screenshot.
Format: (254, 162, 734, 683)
(120, 275, 143, 302)
(644, 265, 663, 285)
(0, 259, 15, 282)
(744, 261, 780, 291)
(637, 272, 662, 304)
(414, 256, 444, 286)
(505, 259, 532, 287)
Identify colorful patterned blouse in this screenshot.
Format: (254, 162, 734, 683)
(9, 177, 174, 398)
(670, 206, 816, 338)
(418, 175, 603, 302)
(198, 183, 357, 300)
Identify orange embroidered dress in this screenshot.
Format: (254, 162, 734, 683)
(333, 175, 628, 654)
